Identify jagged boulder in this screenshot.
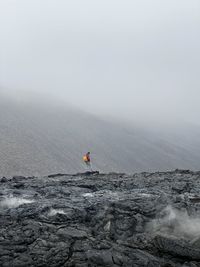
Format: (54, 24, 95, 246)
(154, 235, 200, 260)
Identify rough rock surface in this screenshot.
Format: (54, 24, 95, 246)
(1, 170, 200, 266)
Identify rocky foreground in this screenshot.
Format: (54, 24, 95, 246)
(1, 170, 200, 267)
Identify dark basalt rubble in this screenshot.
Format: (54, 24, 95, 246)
(1, 170, 200, 267)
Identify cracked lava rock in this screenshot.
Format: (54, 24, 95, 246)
(1, 170, 200, 266)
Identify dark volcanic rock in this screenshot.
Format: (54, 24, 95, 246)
(1, 170, 200, 266)
(154, 235, 200, 260)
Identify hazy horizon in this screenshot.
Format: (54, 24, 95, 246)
(1, 0, 200, 126)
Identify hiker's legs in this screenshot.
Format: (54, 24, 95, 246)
(86, 162, 93, 171)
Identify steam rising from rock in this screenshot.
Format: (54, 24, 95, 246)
(48, 208, 66, 216)
(147, 205, 200, 240)
(0, 196, 34, 208)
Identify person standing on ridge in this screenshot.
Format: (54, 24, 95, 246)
(83, 152, 93, 171)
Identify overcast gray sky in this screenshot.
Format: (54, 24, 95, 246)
(0, 0, 200, 124)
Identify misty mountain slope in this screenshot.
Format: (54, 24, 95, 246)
(0, 98, 200, 177)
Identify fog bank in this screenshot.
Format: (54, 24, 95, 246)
(0, 0, 200, 125)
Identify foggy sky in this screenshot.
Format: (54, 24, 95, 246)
(0, 0, 200, 124)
